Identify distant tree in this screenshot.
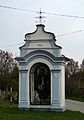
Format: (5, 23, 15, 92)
(66, 60, 84, 98)
(0, 50, 14, 74)
(65, 58, 79, 98)
(80, 59, 84, 71)
(10, 66, 19, 92)
(0, 50, 17, 98)
(65, 58, 79, 76)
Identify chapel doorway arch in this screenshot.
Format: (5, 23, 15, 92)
(29, 62, 51, 105)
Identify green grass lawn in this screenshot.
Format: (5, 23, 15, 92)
(0, 99, 84, 120)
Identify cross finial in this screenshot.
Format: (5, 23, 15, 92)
(35, 8, 46, 24)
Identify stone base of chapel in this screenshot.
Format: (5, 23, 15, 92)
(18, 101, 65, 111)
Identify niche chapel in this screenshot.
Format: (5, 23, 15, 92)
(16, 23, 67, 111)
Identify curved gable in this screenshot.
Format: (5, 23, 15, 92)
(25, 24, 55, 40)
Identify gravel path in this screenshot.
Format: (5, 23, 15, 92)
(66, 99, 84, 113)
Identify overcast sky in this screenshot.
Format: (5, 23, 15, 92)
(0, 0, 84, 64)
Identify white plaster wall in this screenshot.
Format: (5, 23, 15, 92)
(20, 47, 61, 58)
(51, 70, 61, 108)
(27, 58, 53, 71)
(27, 41, 51, 49)
(26, 26, 53, 40)
(60, 65, 65, 107)
(24, 49, 53, 57)
(53, 72, 60, 100)
(20, 25, 61, 57)
(19, 70, 29, 108)
(19, 65, 28, 71)
(20, 49, 27, 57)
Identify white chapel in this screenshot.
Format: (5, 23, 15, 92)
(16, 22, 67, 111)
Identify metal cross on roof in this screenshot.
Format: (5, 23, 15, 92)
(35, 8, 46, 24)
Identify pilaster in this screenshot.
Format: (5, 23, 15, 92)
(19, 69, 29, 108)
